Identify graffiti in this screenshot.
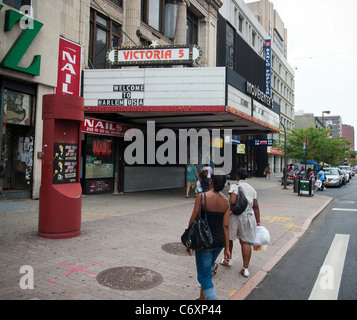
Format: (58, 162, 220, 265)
(4, 89, 32, 125)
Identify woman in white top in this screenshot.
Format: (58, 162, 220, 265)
(220, 168, 261, 278)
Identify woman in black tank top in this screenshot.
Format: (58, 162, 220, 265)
(185, 175, 231, 300)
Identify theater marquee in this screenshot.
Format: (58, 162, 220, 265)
(107, 44, 202, 66)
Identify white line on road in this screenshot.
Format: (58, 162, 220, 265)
(332, 208, 357, 212)
(308, 234, 350, 300)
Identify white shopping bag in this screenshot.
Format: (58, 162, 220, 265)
(252, 226, 270, 251)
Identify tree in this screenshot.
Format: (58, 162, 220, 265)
(274, 127, 350, 166)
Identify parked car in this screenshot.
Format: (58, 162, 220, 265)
(323, 167, 343, 188)
(339, 168, 349, 184)
(339, 166, 352, 180)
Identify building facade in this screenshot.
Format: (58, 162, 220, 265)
(218, 0, 295, 174)
(342, 124, 355, 151)
(319, 115, 343, 137)
(1, 0, 283, 199)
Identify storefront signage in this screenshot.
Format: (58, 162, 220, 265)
(249, 139, 274, 146)
(231, 135, 241, 145)
(56, 37, 82, 96)
(81, 118, 132, 137)
(265, 40, 272, 97)
(53, 143, 78, 184)
(107, 44, 202, 66)
(0, 7, 44, 76)
(246, 81, 272, 108)
(98, 84, 145, 107)
(268, 147, 284, 155)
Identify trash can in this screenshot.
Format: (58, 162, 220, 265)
(298, 179, 314, 197)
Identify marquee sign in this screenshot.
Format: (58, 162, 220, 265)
(107, 44, 202, 66)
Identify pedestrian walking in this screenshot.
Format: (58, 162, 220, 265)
(317, 167, 326, 191)
(220, 168, 261, 278)
(185, 175, 231, 300)
(195, 170, 209, 195)
(264, 163, 271, 180)
(186, 163, 198, 198)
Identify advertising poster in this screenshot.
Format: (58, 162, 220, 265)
(53, 143, 78, 184)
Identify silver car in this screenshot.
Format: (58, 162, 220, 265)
(323, 167, 343, 187)
(339, 166, 352, 180)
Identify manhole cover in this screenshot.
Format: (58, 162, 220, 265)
(96, 266, 163, 290)
(161, 242, 187, 256)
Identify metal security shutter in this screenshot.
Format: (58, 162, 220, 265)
(124, 167, 185, 192)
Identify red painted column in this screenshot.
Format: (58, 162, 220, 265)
(38, 94, 84, 239)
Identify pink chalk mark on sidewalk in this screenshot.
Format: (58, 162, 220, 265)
(46, 280, 57, 284)
(59, 263, 96, 276)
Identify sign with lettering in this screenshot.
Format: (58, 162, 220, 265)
(56, 37, 82, 96)
(249, 139, 274, 146)
(265, 39, 272, 97)
(81, 118, 132, 137)
(246, 81, 272, 108)
(98, 84, 145, 107)
(107, 44, 202, 66)
(0, 7, 43, 76)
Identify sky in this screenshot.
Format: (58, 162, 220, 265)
(245, 0, 357, 148)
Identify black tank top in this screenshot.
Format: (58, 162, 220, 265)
(201, 210, 225, 248)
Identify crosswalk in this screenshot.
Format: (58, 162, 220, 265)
(308, 234, 350, 300)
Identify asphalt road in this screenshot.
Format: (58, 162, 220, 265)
(246, 175, 357, 300)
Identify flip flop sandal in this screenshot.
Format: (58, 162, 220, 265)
(220, 258, 232, 266)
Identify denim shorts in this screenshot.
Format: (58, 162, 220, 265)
(195, 247, 223, 300)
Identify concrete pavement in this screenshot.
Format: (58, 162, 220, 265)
(0, 174, 332, 300)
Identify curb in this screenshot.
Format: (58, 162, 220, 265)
(230, 196, 333, 300)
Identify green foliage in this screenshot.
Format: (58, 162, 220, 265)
(274, 127, 351, 166)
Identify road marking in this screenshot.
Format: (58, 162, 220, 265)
(332, 208, 357, 212)
(309, 234, 350, 300)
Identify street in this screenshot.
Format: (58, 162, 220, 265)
(245, 176, 357, 300)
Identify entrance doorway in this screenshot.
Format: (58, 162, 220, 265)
(1, 124, 34, 192)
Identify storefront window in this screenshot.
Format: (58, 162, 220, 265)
(3, 89, 33, 126)
(85, 135, 114, 179)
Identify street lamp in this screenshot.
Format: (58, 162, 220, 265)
(321, 110, 330, 166)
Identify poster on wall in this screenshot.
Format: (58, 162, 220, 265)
(53, 143, 78, 184)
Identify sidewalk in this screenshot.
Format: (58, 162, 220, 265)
(0, 174, 332, 300)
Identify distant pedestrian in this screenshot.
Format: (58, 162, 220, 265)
(220, 168, 261, 278)
(185, 175, 231, 300)
(264, 163, 271, 180)
(195, 170, 209, 195)
(317, 167, 325, 191)
(201, 164, 213, 193)
(186, 163, 198, 198)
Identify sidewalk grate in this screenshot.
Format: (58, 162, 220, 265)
(161, 242, 187, 256)
(96, 266, 163, 290)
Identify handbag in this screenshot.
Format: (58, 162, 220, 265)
(181, 193, 213, 251)
(231, 184, 248, 215)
